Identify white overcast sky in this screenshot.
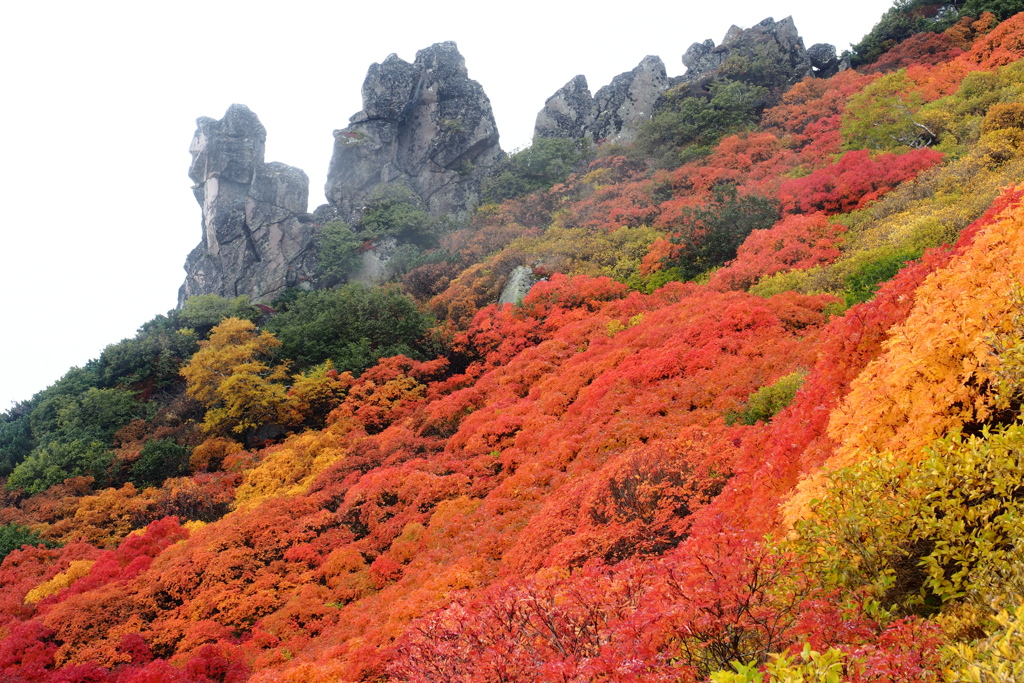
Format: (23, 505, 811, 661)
(0, 0, 898, 409)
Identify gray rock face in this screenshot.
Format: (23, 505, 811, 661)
(498, 265, 536, 306)
(534, 75, 594, 141)
(680, 17, 823, 89)
(349, 236, 400, 286)
(534, 17, 828, 146)
(591, 56, 669, 143)
(325, 41, 502, 225)
(682, 39, 725, 75)
(179, 104, 317, 306)
(534, 56, 669, 143)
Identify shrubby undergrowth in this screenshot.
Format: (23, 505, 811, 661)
(3, 7, 1024, 681)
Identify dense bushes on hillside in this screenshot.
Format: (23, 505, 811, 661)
(481, 137, 591, 204)
(665, 184, 780, 279)
(636, 80, 770, 168)
(265, 285, 435, 374)
(3, 7, 1024, 681)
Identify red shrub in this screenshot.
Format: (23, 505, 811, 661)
(779, 148, 944, 215)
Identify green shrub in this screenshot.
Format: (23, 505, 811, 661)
(842, 70, 933, 151)
(728, 371, 808, 425)
(749, 268, 818, 298)
(179, 294, 261, 339)
(360, 184, 432, 243)
(7, 440, 113, 494)
(957, 0, 1024, 21)
(636, 80, 769, 168)
(0, 310, 196, 480)
(95, 315, 198, 391)
(667, 184, 780, 280)
(129, 438, 191, 488)
(316, 220, 364, 282)
(27, 367, 100, 441)
(0, 524, 53, 563)
(626, 267, 687, 294)
(266, 284, 434, 374)
(0, 407, 34, 478)
(481, 137, 591, 204)
(843, 246, 923, 307)
(54, 387, 151, 446)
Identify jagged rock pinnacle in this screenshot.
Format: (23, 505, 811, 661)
(324, 41, 502, 225)
(680, 17, 823, 88)
(534, 56, 669, 143)
(179, 104, 316, 306)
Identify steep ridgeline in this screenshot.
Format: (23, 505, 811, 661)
(179, 105, 316, 305)
(534, 17, 841, 142)
(322, 41, 502, 225)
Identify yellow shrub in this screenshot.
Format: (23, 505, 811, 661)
(944, 600, 1024, 683)
(827, 200, 1024, 466)
(711, 644, 847, 683)
(233, 428, 349, 509)
(787, 422, 1024, 614)
(24, 560, 95, 604)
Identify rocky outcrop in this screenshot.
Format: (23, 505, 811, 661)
(179, 104, 317, 306)
(681, 39, 726, 76)
(325, 41, 502, 225)
(349, 236, 400, 286)
(497, 266, 536, 306)
(680, 17, 822, 89)
(533, 75, 594, 141)
(534, 56, 669, 143)
(535, 18, 831, 145)
(591, 56, 669, 142)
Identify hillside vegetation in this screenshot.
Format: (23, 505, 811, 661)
(4, 7, 1024, 682)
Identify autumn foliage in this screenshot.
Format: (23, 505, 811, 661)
(778, 148, 944, 215)
(4, 11, 1024, 683)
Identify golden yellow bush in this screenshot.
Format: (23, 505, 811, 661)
(785, 195, 1024, 521)
(233, 423, 353, 509)
(24, 560, 95, 604)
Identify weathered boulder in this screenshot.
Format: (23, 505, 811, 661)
(349, 236, 400, 286)
(179, 104, 317, 306)
(807, 42, 843, 78)
(534, 56, 669, 143)
(682, 39, 725, 75)
(591, 56, 669, 142)
(325, 41, 502, 225)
